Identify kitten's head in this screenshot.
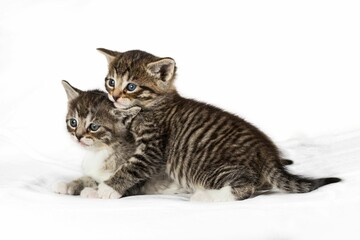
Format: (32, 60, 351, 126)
(97, 48, 177, 109)
(62, 80, 140, 149)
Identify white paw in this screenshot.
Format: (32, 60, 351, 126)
(190, 187, 235, 202)
(97, 183, 121, 199)
(53, 182, 73, 195)
(80, 187, 99, 198)
(190, 190, 213, 202)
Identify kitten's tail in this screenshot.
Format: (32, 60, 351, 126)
(280, 158, 294, 165)
(265, 161, 341, 193)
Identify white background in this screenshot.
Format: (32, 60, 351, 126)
(1, 1, 359, 239)
(1, 0, 359, 156)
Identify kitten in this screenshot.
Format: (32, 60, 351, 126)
(53, 80, 185, 198)
(96, 48, 341, 201)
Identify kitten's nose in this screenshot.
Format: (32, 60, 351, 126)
(113, 95, 120, 101)
(75, 134, 82, 141)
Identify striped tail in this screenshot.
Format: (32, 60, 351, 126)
(265, 162, 341, 193)
(280, 158, 294, 166)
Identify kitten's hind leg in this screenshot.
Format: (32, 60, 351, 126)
(190, 167, 258, 202)
(256, 181, 273, 191)
(231, 185, 256, 200)
(190, 184, 256, 202)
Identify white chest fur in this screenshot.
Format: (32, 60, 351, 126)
(81, 147, 114, 183)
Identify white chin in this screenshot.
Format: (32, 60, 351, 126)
(114, 102, 131, 109)
(79, 142, 91, 147)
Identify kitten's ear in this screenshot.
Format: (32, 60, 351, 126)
(146, 58, 176, 82)
(61, 80, 81, 101)
(111, 107, 141, 121)
(97, 48, 121, 64)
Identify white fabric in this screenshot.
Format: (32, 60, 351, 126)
(1, 1, 359, 239)
(0, 131, 358, 239)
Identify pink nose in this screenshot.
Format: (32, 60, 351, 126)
(113, 95, 120, 101)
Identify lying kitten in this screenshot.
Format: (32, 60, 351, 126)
(53, 80, 185, 198)
(94, 48, 341, 202)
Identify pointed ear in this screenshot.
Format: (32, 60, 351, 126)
(61, 80, 81, 101)
(111, 106, 141, 119)
(97, 48, 121, 64)
(146, 58, 176, 82)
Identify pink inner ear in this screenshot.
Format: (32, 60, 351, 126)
(148, 59, 175, 82)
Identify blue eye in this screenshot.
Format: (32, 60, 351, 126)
(126, 83, 137, 91)
(69, 118, 77, 128)
(89, 123, 100, 132)
(108, 79, 116, 88)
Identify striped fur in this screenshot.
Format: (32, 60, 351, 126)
(98, 49, 341, 201)
(55, 81, 185, 197)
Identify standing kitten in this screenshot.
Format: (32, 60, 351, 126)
(53, 81, 185, 198)
(96, 49, 341, 201)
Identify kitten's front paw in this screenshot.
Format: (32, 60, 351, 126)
(97, 183, 121, 199)
(53, 181, 76, 195)
(53, 182, 68, 194)
(80, 187, 99, 198)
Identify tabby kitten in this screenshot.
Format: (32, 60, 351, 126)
(96, 48, 341, 201)
(53, 81, 185, 198)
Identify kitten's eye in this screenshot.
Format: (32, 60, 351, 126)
(107, 79, 116, 88)
(126, 83, 137, 92)
(69, 118, 77, 128)
(88, 123, 100, 132)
